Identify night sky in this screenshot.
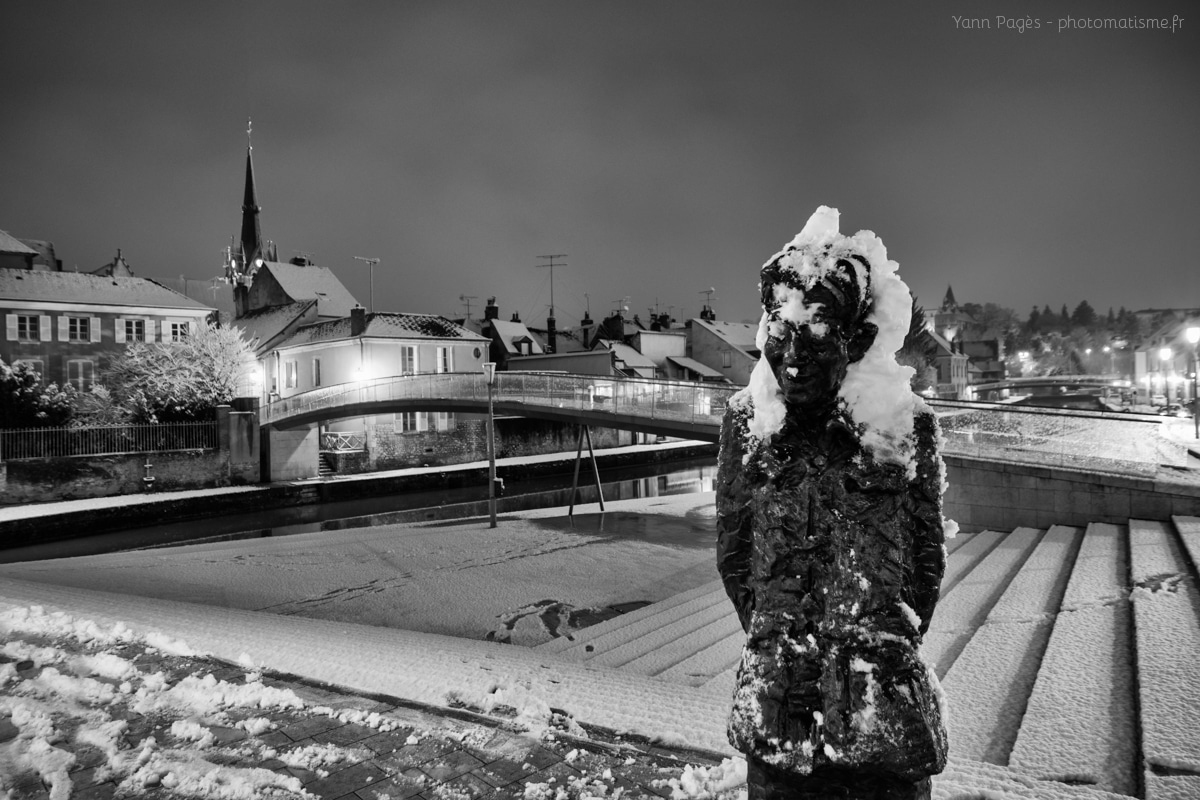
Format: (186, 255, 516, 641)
(2, 1, 1196, 327)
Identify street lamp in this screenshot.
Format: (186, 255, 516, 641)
(1187, 327, 1200, 438)
(1159, 346, 1173, 404)
(483, 362, 497, 528)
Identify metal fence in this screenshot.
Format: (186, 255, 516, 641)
(262, 371, 740, 432)
(0, 421, 219, 460)
(262, 372, 1184, 478)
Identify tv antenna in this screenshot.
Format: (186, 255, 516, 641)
(459, 294, 478, 318)
(700, 287, 717, 304)
(536, 254, 567, 318)
(353, 256, 380, 312)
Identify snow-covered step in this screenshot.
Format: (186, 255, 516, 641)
(922, 527, 1043, 678)
(584, 593, 735, 668)
(940, 525, 1082, 765)
(940, 529, 1008, 596)
(1008, 523, 1136, 798)
(656, 625, 744, 687)
(1128, 519, 1200, 800)
(618, 612, 743, 679)
(1173, 515, 1200, 577)
(535, 578, 725, 654)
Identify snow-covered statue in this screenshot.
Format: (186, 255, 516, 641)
(716, 207, 952, 800)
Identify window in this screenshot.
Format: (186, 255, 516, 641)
(434, 412, 452, 432)
(400, 346, 416, 375)
(396, 412, 430, 434)
(16, 315, 37, 341)
(169, 321, 190, 342)
(124, 319, 145, 342)
(284, 360, 298, 389)
(436, 346, 452, 374)
(312, 358, 322, 387)
(721, 350, 732, 368)
(67, 359, 95, 391)
(68, 317, 90, 342)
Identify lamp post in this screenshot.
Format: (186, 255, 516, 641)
(1188, 327, 1200, 438)
(1159, 346, 1173, 406)
(483, 362, 497, 528)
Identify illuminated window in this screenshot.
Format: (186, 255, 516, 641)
(400, 346, 416, 375)
(284, 360, 298, 389)
(436, 346, 452, 374)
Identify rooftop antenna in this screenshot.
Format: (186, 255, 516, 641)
(700, 287, 716, 304)
(584, 293, 591, 316)
(536, 254, 567, 318)
(459, 294, 478, 318)
(353, 256, 380, 312)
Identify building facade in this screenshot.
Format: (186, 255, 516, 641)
(1, 270, 214, 391)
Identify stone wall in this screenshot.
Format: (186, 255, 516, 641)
(943, 454, 1200, 532)
(0, 407, 260, 504)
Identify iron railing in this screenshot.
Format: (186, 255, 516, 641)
(262, 373, 1182, 477)
(262, 371, 740, 432)
(0, 421, 219, 460)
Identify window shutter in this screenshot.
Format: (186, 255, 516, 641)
(417, 412, 428, 432)
(189, 319, 199, 335)
(147, 319, 157, 342)
(5, 314, 15, 341)
(39, 316, 50, 341)
(115, 318, 126, 344)
(58, 316, 69, 341)
(90, 317, 101, 342)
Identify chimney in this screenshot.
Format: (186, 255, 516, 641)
(546, 314, 557, 355)
(580, 311, 594, 349)
(351, 304, 367, 336)
(484, 297, 499, 321)
(511, 311, 521, 323)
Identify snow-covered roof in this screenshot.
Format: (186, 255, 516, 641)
(259, 261, 359, 318)
(667, 356, 727, 379)
(0, 269, 212, 311)
(0, 229, 38, 255)
(490, 318, 544, 355)
(230, 300, 317, 355)
(691, 318, 759, 353)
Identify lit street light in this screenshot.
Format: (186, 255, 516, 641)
(483, 362, 497, 528)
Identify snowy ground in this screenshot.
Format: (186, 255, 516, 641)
(0, 491, 1166, 799)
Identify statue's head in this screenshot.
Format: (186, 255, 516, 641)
(758, 245, 879, 413)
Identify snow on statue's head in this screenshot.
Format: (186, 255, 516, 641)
(739, 206, 921, 474)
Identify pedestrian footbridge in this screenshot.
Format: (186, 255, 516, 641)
(262, 372, 736, 442)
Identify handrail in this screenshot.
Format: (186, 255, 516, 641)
(262, 372, 1181, 476)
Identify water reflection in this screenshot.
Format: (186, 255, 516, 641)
(1, 460, 716, 563)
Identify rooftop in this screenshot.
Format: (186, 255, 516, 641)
(0, 269, 212, 310)
(279, 312, 487, 348)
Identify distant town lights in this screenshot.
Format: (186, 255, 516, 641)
(1188, 327, 1200, 345)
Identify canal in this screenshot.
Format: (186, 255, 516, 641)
(0, 457, 718, 563)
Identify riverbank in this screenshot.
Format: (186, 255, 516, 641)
(0, 440, 716, 548)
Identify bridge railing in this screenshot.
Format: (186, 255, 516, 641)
(928, 399, 1183, 476)
(261, 371, 741, 433)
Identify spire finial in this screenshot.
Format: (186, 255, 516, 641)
(247, 117, 253, 150)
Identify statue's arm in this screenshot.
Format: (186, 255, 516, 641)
(716, 405, 755, 633)
(908, 410, 947, 635)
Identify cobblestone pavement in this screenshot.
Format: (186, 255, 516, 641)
(1, 633, 730, 800)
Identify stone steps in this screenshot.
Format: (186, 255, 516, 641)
(538, 518, 1200, 799)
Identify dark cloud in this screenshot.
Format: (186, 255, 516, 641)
(2, 1, 1196, 325)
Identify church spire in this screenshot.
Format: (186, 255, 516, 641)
(239, 118, 264, 273)
(941, 285, 958, 311)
